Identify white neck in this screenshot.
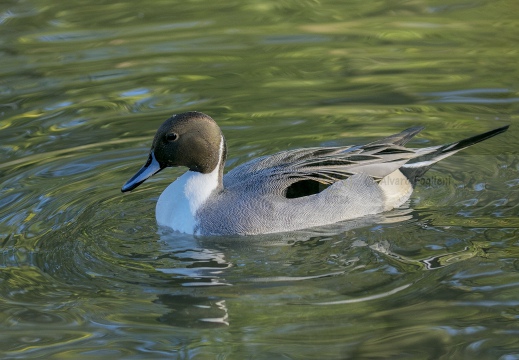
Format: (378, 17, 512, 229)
(156, 136, 224, 234)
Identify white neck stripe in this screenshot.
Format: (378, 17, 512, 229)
(155, 135, 225, 234)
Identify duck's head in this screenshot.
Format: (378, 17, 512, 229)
(121, 111, 225, 192)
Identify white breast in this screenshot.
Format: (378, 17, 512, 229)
(155, 137, 224, 234)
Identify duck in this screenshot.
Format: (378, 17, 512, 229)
(121, 111, 508, 236)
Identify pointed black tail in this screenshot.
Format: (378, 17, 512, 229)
(401, 124, 509, 183)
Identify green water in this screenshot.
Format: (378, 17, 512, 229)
(1, 0, 519, 358)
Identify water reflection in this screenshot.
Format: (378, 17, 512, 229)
(155, 295, 229, 327)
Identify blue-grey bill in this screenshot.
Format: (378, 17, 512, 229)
(121, 152, 162, 192)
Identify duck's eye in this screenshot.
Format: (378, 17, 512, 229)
(166, 133, 178, 142)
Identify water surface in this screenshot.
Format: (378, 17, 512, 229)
(1, 0, 519, 358)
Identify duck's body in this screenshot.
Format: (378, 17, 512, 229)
(122, 112, 508, 236)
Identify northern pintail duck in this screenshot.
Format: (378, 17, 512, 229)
(122, 112, 508, 235)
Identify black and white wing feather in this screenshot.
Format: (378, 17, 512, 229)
(223, 127, 424, 195)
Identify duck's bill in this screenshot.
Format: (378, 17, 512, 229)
(121, 152, 162, 192)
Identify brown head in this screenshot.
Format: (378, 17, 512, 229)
(121, 111, 226, 192)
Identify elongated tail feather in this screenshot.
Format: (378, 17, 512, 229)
(401, 125, 509, 183)
(369, 126, 425, 146)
